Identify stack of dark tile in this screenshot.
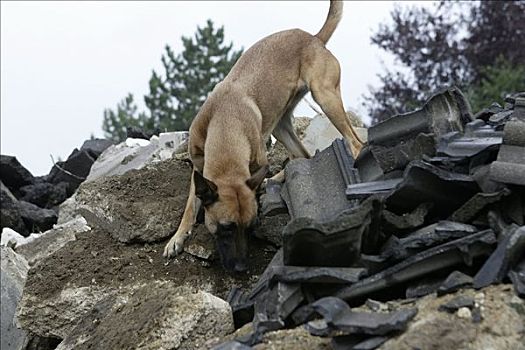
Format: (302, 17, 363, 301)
(0, 138, 112, 235)
(216, 88, 525, 349)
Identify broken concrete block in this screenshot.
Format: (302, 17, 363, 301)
(75, 158, 192, 243)
(336, 230, 496, 302)
(437, 271, 474, 296)
(17, 217, 91, 266)
(1, 227, 30, 248)
(86, 132, 188, 182)
(1, 246, 30, 350)
(305, 296, 417, 337)
(56, 283, 234, 350)
(301, 113, 367, 156)
(473, 226, 525, 289)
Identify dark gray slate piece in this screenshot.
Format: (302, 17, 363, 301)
(336, 230, 496, 302)
(437, 271, 474, 296)
(438, 295, 475, 313)
(282, 196, 381, 267)
(365, 87, 471, 174)
(382, 202, 433, 233)
(18, 200, 57, 233)
(80, 138, 113, 159)
(385, 160, 479, 217)
(271, 266, 367, 284)
(508, 259, 525, 298)
(346, 179, 402, 200)
(260, 179, 287, 217)
(305, 296, 417, 337)
(281, 139, 356, 222)
(0, 155, 35, 194)
(473, 226, 525, 289)
(380, 221, 478, 262)
(437, 119, 503, 158)
(227, 287, 254, 329)
(449, 189, 511, 223)
(490, 120, 525, 186)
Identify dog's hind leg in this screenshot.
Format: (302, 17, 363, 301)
(270, 112, 311, 182)
(307, 51, 364, 158)
(163, 168, 201, 258)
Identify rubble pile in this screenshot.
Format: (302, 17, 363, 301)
(216, 88, 525, 349)
(1, 89, 524, 350)
(0, 139, 113, 237)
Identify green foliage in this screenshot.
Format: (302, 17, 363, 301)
(467, 58, 525, 113)
(102, 93, 151, 143)
(102, 20, 243, 141)
(364, 1, 525, 125)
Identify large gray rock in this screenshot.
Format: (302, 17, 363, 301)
(18, 200, 57, 233)
(1, 246, 30, 350)
(86, 132, 188, 183)
(73, 158, 192, 243)
(0, 181, 27, 235)
(17, 217, 91, 266)
(56, 283, 234, 350)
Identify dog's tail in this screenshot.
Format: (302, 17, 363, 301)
(315, 0, 343, 44)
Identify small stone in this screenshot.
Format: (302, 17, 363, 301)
(457, 307, 472, 319)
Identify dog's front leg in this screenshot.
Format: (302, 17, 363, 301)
(163, 168, 200, 258)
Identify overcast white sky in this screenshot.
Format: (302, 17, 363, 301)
(1, 1, 434, 176)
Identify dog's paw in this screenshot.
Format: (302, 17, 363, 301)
(163, 237, 185, 259)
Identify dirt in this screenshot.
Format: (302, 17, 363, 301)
(75, 158, 194, 243)
(25, 225, 277, 302)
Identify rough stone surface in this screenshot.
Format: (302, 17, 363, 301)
(74, 158, 193, 243)
(1, 246, 30, 350)
(17, 217, 91, 266)
(86, 132, 188, 182)
(378, 284, 525, 350)
(56, 282, 234, 350)
(1, 181, 27, 235)
(0, 155, 35, 194)
(302, 114, 367, 156)
(15, 227, 274, 338)
(253, 327, 331, 350)
(18, 200, 58, 233)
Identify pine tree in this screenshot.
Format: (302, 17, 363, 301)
(145, 19, 243, 131)
(102, 93, 151, 142)
(102, 20, 243, 141)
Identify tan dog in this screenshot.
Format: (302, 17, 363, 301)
(163, 0, 363, 271)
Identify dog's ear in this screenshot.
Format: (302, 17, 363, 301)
(246, 164, 269, 191)
(194, 171, 218, 206)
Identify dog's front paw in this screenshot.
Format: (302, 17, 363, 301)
(163, 235, 186, 258)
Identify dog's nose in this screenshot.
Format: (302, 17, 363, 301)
(233, 260, 248, 273)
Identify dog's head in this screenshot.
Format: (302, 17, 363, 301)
(193, 165, 268, 272)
